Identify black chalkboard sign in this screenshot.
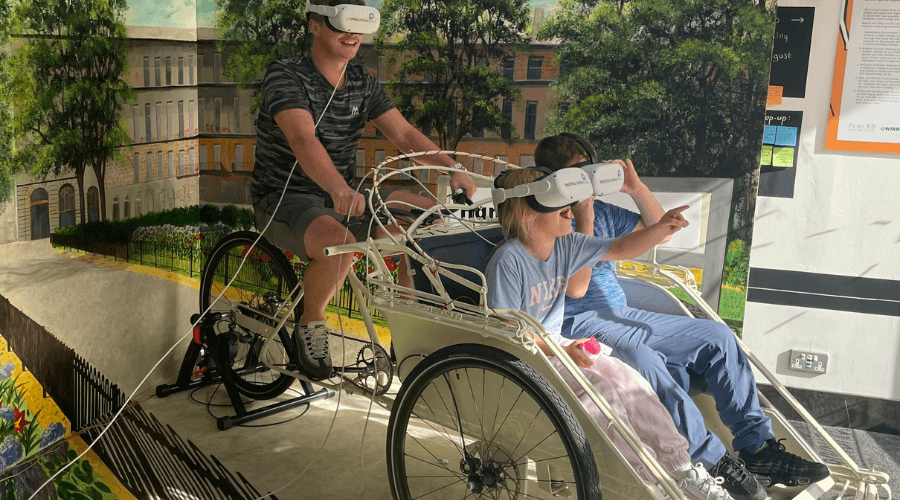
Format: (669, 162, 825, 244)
(759, 110, 803, 198)
(769, 7, 815, 99)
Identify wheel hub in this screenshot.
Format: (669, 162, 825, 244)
(460, 455, 504, 494)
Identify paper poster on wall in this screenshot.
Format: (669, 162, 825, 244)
(768, 7, 815, 99)
(826, 0, 900, 153)
(759, 111, 801, 198)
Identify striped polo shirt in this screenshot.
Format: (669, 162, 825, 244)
(251, 51, 395, 203)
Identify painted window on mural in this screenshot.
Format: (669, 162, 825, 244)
(234, 97, 241, 133)
(527, 56, 543, 80)
(501, 99, 512, 140)
(87, 186, 100, 222)
(31, 188, 50, 240)
(503, 57, 514, 79)
(59, 184, 75, 228)
(355, 148, 365, 178)
(30, 188, 50, 240)
(525, 101, 538, 140)
(178, 100, 184, 138)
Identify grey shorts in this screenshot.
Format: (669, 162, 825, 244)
(253, 190, 393, 262)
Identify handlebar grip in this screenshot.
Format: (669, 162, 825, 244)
(451, 188, 473, 206)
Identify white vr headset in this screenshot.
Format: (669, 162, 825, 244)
(566, 134, 625, 196)
(490, 141, 625, 213)
(491, 167, 594, 213)
(305, 2, 380, 34)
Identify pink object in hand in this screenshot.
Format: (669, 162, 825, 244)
(581, 337, 603, 358)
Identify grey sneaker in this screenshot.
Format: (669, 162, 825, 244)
(294, 320, 333, 380)
(676, 463, 735, 500)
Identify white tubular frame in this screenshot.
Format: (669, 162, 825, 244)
(256, 152, 888, 500)
(322, 153, 691, 499)
(617, 247, 891, 500)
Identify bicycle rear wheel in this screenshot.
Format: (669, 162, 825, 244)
(199, 231, 300, 400)
(387, 344, 601, 500)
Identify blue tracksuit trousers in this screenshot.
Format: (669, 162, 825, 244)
(566, 306, 774, 468)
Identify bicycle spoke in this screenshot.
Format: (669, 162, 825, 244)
(409, 477, 465, 500)
(411, 394, 469, 457)
(484, 387, 526, 453)
(504, 407, 546, 466)
(439, 372, 471, 458)
(404, 453, 466, 481)
(464, 368, 487, 448)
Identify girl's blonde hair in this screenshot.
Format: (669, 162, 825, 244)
(495, 168, 544, 241)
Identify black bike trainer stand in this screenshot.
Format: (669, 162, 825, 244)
(155, 313, 335, 430)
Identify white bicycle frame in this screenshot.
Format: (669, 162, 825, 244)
(246, 157, 890, 500)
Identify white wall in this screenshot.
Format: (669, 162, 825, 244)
(744, 0, 900, 400)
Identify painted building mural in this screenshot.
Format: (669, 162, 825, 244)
(0, 0, 781, 497)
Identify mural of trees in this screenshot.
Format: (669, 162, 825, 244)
(0, 5, 16, 206)
(2, 0, 133, 224)
(215, 0, 309, 103)
(374, 0, 531, 149)
(539, 0, 775, 242)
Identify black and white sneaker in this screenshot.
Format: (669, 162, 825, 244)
(710, 453, 766, 500)
(293, 320, 333, 380)
(739, 439, 830, 487)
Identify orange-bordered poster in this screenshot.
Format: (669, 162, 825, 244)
(826, 0, 900, 153)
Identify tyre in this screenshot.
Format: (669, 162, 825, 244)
(387, 344, 601, 500)
(199, 231, 300, 400)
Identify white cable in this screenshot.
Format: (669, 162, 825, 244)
(27, 61, 349, 500)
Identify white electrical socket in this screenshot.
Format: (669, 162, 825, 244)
(789, 349, 828, 374)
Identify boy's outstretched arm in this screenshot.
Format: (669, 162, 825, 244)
(604, 205, 689, 261)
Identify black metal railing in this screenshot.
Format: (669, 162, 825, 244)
(0, 296, 125, 432)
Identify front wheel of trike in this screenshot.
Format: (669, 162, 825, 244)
(386, 344, 601, 500)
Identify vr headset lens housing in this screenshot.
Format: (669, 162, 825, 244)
(564, 135, 624, 195)
(579, 162, 625, 196)
(491, 167, 594, 213)
(305, 2, 381, 34)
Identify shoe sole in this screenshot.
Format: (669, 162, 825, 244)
(761, 472, 830, 487)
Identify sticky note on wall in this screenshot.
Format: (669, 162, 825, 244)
(775, 126, 798, 147)
(772, 147, 796, 167)
(761, 145, 773, 166)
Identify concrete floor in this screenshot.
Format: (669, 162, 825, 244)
(1, 240, 896, 500)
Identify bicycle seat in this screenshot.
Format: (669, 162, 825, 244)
(408, 226, 505, 306)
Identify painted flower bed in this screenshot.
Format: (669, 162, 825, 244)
(0, 358, 120, 500)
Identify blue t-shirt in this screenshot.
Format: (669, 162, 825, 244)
(486, 232, 612, 345)
(565, 200, 641, 314)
